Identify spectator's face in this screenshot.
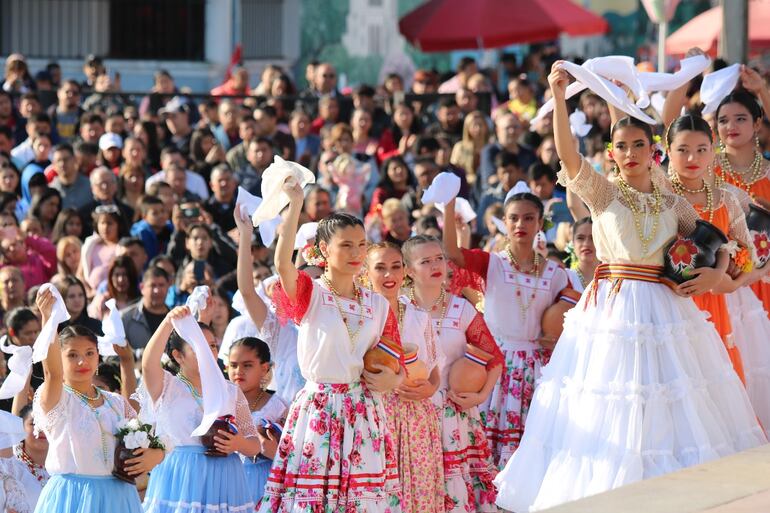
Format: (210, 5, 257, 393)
(383, 210, 410, 240)
(186, 227, 212, 260)
(141, 275, 170, 311)
(106, 116, 125, 135)
(0, 269, 23, 304)
(38, 195, 60, 222)
(91, 170, 117, 202)
(155, 74, 175, 94)
(290, 113, 310, 138)
(456, 90, 477, 113)
(239, 120, 257, 142)
(19, 99, 40, 118)
(332, 133, 353, 154)
(220, 103, 239, 130)
(53, 150, 77, 181)
(20, 218, 41, 238)
(253, 110, 276, 136)
(81, 122, 104, 144)
(305, 190, 331, 221)
(314, 64, 337, 94)
(496, 115, 522, 146)
(386, 161, 408, 186)
(64, 284, 86, 317)
(0, 167, 18, 193)
(572, 222, 595, 264)
(116, 245, 147, 275)
(27, 121, 50, 140)
(233, 69, 249, 90)
(13, 318, 40, 347)
(32, 138, 51, 161)
(95, 74, 113, 92)
(111, 265, 130, 294)
(393, 106, 413, 131)
(61, 242, 80, 272)
(210, 169, 236, 202)
(438, 106, 461, 129)
(414, 164, 438, 189)
(319, 100, 339, 122)
(385, 76, 404, 94)
(581, 96, 601, 121)
(123, 140, 145, 166)
(75, 150, 97, 174)
(0, 95, 11, 118)
(167, 168, 187, 196)
(64, 215, 82, 238)
(103, 147, 121, 165)
(145, 206, 168, 228)
(529, 176, 555, 200)
(166, 111, 190, 135)
(0, 134, 10, 154)
(96, 214, 119, 243)
(58, 83, 80, 109)
(0, 213, 15, 229)
(248, 141, 273, 168)
(351, 110, 372, 134)
(305, 63, 316, 85)
(1, 237, 26, 265)
(84, 61, 103, 81)
(538, 138, 557, 166)
(161, 152, 186, 171)
(497, 165, 523, 190)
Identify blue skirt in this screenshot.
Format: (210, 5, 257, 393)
(34, 474, 142, 513)
(143, 445, 255, 513)
(243, 457, 272, 504)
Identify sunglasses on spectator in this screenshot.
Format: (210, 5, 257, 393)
(95, 205, 120, 215)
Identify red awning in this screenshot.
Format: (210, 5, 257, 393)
(399, 0, 608, 52)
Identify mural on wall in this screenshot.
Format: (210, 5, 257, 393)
(297, 0, 713, 88)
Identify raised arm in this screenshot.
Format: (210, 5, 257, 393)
(234, 206, 268, 329)
(549, 63, 581, 177)
(274, 182, 305, 300)
(661, 83, 689, 128)
(141, 306, 189, 402)
(565, 186, 590, 221)
(441, 198, 465, 267)
(36, 289, 63, 414)
(741, 65, 770, 121)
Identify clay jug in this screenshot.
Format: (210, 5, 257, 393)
(541, 288, 582, 340)
(402, 343, 429, 386)
(111, 442, 137, 484)
(201, 416, 237, 457)
(363, 336, 402, 374)
(747, 204, 770, 267)
(448, 344, 491, 394)
(663, 220, 727, 285)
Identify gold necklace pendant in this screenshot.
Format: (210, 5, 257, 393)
(322, 275, 364, 346)
(616, 177, 662, 256)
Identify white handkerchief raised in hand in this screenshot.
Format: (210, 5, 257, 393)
(236, 186, 282, 247)
(0, 343, 32, 400)
(186, 285, 210, 320)
(97, 298, 126, 357)
(236, 186, 261, 220)
(436, 197, 476, 223)
(504, 181, 532, 204)
(701, 63, 741, 115)
(252, 156, 315, 224)
(421, 172, 461, 205)
(584, 56, 650, 109)
(0, 410, 25, 449)
(294, 222, 319, 250)
(32, 284, 70, 363)
(491, 216, 508, 235)
(171, 314, 238, 436)
(639, 54, 711, 92)
(569, 110, 592, 137)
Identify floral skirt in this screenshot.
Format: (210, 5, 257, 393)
(383, 393, 444, 513)
(258, 381, 401, 513)
(494, 279, 767, 512)
(726, 286, 770, 438)
(481, 340, 551, 470)
(439, 391, 499, 513)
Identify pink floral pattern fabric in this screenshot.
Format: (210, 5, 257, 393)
(259, 381, 401, 513)
(383, 393, 444, 513)
(482, 346, 551, 470)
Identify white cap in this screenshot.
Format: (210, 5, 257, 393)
(99, 132, 123, 151)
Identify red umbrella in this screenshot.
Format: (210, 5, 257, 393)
(399, 0, 609, 52)
(666, 0, 770, 56)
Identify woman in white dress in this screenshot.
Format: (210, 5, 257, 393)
(493, 61, 767, 512)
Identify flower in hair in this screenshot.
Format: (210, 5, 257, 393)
(605, 142, 614, 161)
(302, 244, 326, 267)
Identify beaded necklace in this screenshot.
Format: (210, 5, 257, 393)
(322, 275, 364, 346)
(177, 373, 203, 409)
(719, 150, 764, 197)
(616, 176, 663, 256)
(396, 300, 406, 331)
(575, 268, 588, 289)
(13, 442, 48, 485)
(505, 246, 541, 321)
(409, 287, 449, 336)
(64, 384, 116, 465)
(247, 388, 268, 412)
(671, 174, 715, 224)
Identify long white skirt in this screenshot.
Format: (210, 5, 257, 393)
(494, 279, 767, 512)
(725, 286, 770, 438)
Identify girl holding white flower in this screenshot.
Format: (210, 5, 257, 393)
(31, 288, 164, 513)
(139, 306, 260, 513)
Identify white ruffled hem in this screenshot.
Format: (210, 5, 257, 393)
(494, 280, 767, 513)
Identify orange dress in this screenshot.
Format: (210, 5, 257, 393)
(716, 165, 770, 318)
(692, 201, 745, 383)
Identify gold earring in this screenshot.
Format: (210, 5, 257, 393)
(756, 133, 761, 149)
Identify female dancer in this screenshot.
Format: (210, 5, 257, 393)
(32, 288, 162, 513)
(12, 405, 48, 510)
(444, 192, 570, 470)
(494, 62, 766, 512)
(139, 307, 259, 513)
(566, 217, 599, 293)
(712, 89, 770, 315)
(403, 235, 503, 513)
(256, 181, 403, 513)
(664, 114, 760, 381)
(365, 241, 444, 513)
(227, 336, 287, 505)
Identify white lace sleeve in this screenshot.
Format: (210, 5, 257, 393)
(556, 157, 616, 215)
(724, 190, 753, 252)
(674, 195, 700, 236)
(31, 385, 70, 436)
(725, 183, 752, 214)
(234, 387, 258, 438)
(132, 371, 176, 426)
(0, 460, 30, 513)
(257, 310, 281, 358)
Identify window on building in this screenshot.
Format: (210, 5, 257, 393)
(369, 0, 383, 6)
(368, 25, 381, 55)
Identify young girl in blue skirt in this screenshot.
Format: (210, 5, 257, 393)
(32, 287, 163, 513)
